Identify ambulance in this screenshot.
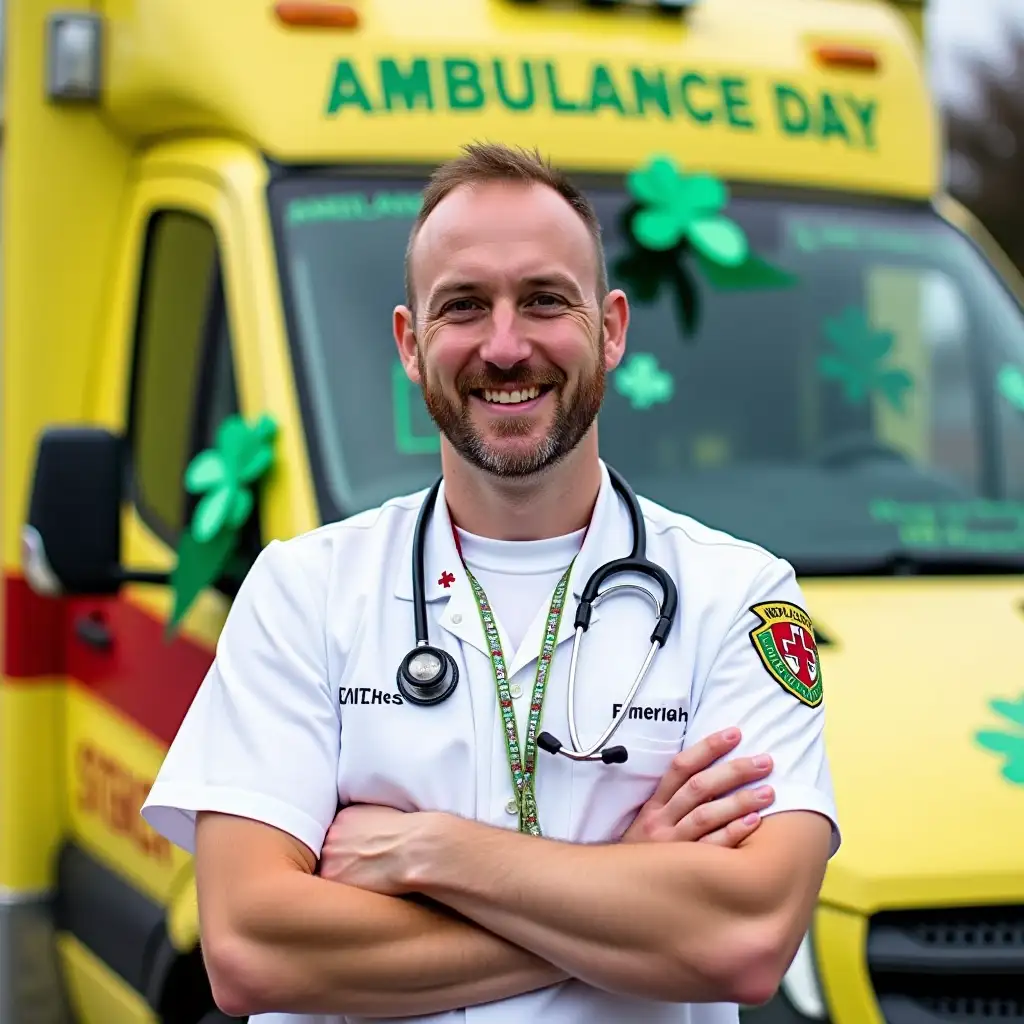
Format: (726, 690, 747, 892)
(4, 0, 1023, 1022)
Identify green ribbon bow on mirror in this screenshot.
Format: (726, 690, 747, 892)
(615, 155, 796, 339)
(166, 413, 278, 636)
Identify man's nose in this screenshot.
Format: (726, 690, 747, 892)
(478, 302, 531, 369)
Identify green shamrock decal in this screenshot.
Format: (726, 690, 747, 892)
(818, 306, 914, 412)
(997, 363, 1024, 413)
(975, 695, 1024, 785)
(166, 413, 278, 635)
(618, 155, 796, 339)
(627, 155, 748, 266)
(614, 353, 675, 410)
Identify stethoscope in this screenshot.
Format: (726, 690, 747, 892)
(395, 466, 678, 765)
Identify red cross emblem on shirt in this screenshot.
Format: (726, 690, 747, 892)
(780, 625, 818, 684)
(748, 602, 824, 708)
(438, 570, 456, 589)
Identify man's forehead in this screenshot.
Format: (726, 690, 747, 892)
(410, 181, 597, 294)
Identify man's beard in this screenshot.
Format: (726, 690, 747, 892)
(417, 340, 606, 479)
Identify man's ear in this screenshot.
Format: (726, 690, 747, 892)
(393, 305, 421, 383)
(601, 289, 630, 372)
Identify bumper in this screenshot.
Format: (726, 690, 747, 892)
(745, 903, 1024, 1024)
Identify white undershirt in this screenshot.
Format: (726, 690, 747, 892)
(455, 527, 586, 656)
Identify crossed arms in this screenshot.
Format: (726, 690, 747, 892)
(195, 729, 833, 1019)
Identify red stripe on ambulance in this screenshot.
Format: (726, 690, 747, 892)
(4, 574, 212, 747)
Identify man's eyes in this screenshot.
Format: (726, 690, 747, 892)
(439, 293, 567, 317)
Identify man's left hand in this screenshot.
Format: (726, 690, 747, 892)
(319, 804, 433, 895)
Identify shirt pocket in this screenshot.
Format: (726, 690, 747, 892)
(567, 736, 681, 843)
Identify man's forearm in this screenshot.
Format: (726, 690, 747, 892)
(208, 869, 568, 1017)
(403, 814, 778, 1004)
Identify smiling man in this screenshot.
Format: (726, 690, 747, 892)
(142, 142, 840, 1024)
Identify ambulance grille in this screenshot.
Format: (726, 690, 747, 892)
(867, 906, 1024, 1023)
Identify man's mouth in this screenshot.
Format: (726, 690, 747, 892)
(474, 385, 554, 407)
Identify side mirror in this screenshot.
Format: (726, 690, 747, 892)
(21, 426, 168, 597)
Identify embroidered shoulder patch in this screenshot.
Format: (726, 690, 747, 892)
(748, 602, 823, 707)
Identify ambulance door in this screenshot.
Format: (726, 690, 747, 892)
(55, 177, 261, 1022)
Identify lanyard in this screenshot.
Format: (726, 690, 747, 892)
(451, 519, 575, 837)
(462, 563, 574, 837)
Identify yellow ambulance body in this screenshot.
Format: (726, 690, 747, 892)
(3, 1, 1023, 1022)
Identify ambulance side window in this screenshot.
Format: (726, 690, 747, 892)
(129, 209, 261, 583)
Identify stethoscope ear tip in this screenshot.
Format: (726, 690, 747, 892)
(601, 746, 628, 764)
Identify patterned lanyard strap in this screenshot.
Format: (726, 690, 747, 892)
(463, 561, 574, 838)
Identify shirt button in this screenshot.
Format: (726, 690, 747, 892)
(505, 798, 518, 816)
(510, 683, 523, 698)
(451, 613, 462, 624)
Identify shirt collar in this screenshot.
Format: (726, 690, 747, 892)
(391, 460, 636, 604)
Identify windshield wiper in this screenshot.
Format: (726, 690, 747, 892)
(791, 549, 1024, 577)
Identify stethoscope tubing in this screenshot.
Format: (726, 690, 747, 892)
(404, 465, 679, 763)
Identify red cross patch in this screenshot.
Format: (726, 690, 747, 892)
(748, 602, 823, 707)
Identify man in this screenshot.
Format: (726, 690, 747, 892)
(142, 142, 839, 1024)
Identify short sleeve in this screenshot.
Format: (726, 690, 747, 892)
(141, 536, 340, 858)
(686, 557, 841, 857)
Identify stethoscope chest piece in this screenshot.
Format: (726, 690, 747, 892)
(397, 645, 460, 706)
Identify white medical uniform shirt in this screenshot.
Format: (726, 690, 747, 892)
(142, 461, 841, 1024)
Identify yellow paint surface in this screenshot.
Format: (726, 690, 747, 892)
(57, 934, 158, 1024)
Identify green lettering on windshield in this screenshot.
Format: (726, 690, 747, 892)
(870, 499, 1024, 553)
(321, 58, 878, 146)
(286, 191, 423, 226)
(788, 221, 936, 257)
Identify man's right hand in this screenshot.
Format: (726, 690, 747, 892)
(622, 728, 774, 847)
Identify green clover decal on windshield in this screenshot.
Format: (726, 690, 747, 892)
(614, 353, 675, 410)
(628, 156, 748, 265)
(618, 155, 796, 338)
(975, 695, 1024, 785)
(818, 306, 913, 412)
(997, 363, 1024, 413)
(167, 413, 278, 636)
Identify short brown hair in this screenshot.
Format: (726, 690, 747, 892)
(403, 141, 608, 310)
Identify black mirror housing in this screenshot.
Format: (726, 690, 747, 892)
(24, 427, 127, 596)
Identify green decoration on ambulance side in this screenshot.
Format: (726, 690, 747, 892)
(975, 695, 1024, 786)
(167, 413, 278, 636)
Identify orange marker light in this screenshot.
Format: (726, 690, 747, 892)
(813, 45, 880, 72)
(274, 2, 360, 28)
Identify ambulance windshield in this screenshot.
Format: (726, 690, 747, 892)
(270, 174, 1024, 573)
